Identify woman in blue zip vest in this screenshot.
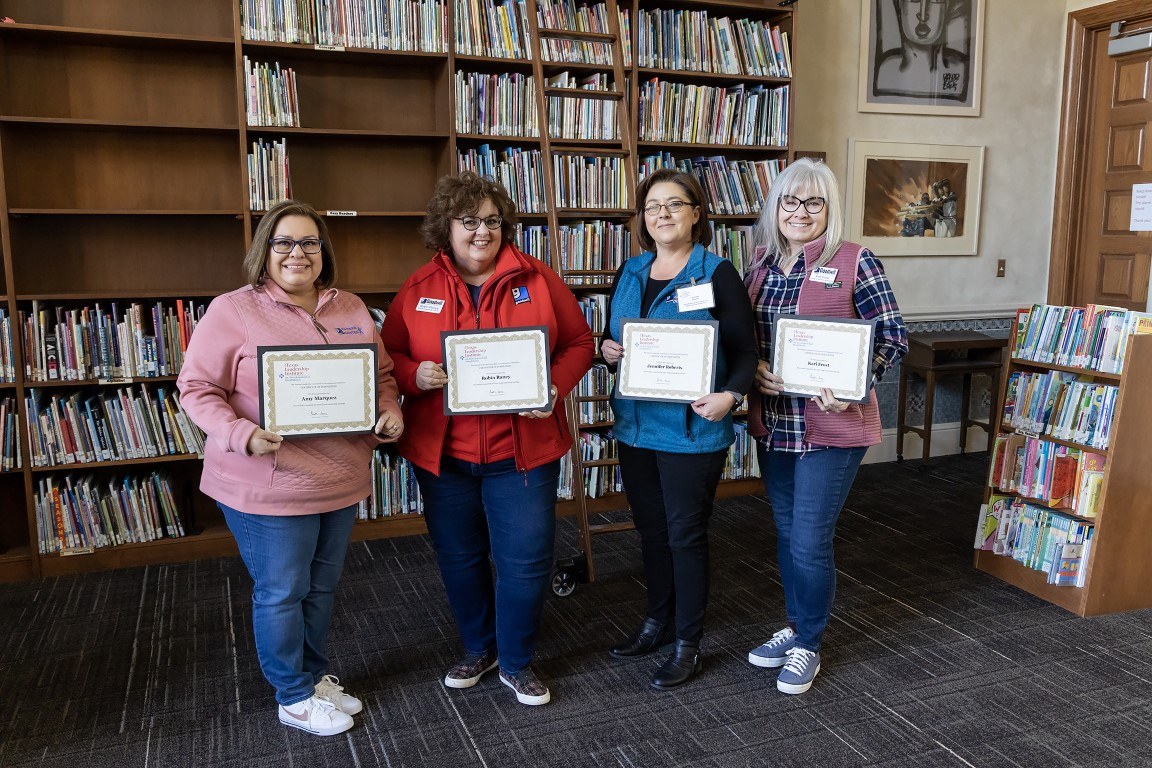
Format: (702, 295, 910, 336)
(600, 168, 757, 689)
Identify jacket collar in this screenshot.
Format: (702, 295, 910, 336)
(256, 279, 337, 312)
(631, 243, 708, 285)
(432, 241, 531, 288)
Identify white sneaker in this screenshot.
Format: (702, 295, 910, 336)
(315, 674, 364, 715)
(278, 694, 354, 736)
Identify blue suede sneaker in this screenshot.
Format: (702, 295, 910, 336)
(776, 647, 820, 694)
(747, 627, 797, 669)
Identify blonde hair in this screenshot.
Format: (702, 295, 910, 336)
(753, 158, 844, 270)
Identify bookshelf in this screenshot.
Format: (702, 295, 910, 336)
(0, 0, 793, 582)
(974, 330, 1152, 616)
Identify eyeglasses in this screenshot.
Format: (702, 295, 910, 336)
(642, 200, 694, 216)
(779, 195, 826, 214)
(269, 237, 323, 254)
(454, 215, 503, 231)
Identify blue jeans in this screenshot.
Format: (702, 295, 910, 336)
(757, 445, 867, 652)
(221, 503, 357, 707)
(414, 457, 559, 673)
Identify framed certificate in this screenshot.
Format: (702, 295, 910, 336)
(258, 344, 378, 437)
(771, 316, 876, 403)
(442, 326, 552, 414)
(616, 319, 718, 402)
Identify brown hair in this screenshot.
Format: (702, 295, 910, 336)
(244, 200, 337, 289)
(420, 171, 519, 252)
(634, 168, 712, 252)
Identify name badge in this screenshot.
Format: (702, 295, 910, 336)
(416, 297, 445, 313)
(676, 282, 715, 312)
(810, 266, 838, 285)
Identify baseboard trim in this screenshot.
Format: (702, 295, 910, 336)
(865, 422, 991, 465)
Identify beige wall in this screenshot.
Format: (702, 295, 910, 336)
(792, 1, 1085, 320)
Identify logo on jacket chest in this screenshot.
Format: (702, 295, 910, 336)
(334, 325, 365, 335)
(512, 286, 531, 304)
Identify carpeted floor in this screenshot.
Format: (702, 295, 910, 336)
(1, 454, 1150, 768)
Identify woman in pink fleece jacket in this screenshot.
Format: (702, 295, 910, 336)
(178, 200, 403, 738)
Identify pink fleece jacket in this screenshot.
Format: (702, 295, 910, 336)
(177, 281, 401, 515)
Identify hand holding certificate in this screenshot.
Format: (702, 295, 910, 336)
(616, 319, 718, 402)
(442, 326, 552, 414)
(771, 316, 876, 403)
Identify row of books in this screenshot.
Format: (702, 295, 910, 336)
(537, 1, 630, 65)
(454, 71, 539, 137)
(711, 222, 756, 275)
(975, 495, 1094, 587)
(35, 472, 185, 554)
(244, 58, 301, 128)
(1013, 303, 1152, 373)
(454, 0, 530, 58)
(989, 433, 1104, 517)
(514, 224, 550, 263)
(21, 300, 207, 383)
(577, 295, 608, 335)
(0, 396, 20, 471)
(552, 154, 628, 209)
(24, 386, 206, 469)
(638, 80, 789, 148)
(458, 145, 546, 213)
(1002, 369, 1117, 450)
(241, 0, 449, 52)
(557, 220, 628, 272)
(640, 153, 784, 216)
(637, 9, 791, 78)
(0, 310, 15, 382)
(547, 95, 619, 141)
(721, 422, 759, 480)
(249, 138, 292, 212)
(578, 430, 622, 498)
(359, 450, 423, 518)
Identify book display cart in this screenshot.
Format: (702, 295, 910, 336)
(0, 0, 794, 583)
(974, 322, 1152, 616)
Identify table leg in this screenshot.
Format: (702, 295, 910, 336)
(896, 364, 909, 462)
(922, 369, 936, 465)
(960, 372, 973, 454)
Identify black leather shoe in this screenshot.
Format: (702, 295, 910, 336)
(650, 640, 701, 689)
(609, 617, 673, 658)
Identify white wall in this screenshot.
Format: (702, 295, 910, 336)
(792, 1, 1080, 320)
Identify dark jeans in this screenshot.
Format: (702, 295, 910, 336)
(221, 503, 357, 707)
(414, 456, 560, 673)
(757, 444, 867, 652)
(617, 443, 728, 643)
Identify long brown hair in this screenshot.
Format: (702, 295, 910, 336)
(244, 200, 338, 289)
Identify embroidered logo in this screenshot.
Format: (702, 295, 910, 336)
(512, 286, 531, 304)
(824, 281, 843, 289)
(334, 326, 364, 334)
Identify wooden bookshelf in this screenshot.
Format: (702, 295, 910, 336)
(974, 333, 1152, 616)
(0, 0, 795, 581)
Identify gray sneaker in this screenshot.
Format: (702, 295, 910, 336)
(776, 647, 820, 694)
(444, 649, 498, 689)
(748, 627, 797, 668)
(499, 666, 551, 705)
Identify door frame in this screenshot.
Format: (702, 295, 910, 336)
(1049, 0, 1152, 304)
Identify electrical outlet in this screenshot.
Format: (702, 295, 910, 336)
(996, 259, 1006, 278)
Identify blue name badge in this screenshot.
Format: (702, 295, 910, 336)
(512, 286, 531, 304)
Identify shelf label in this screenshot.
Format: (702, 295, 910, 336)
(98, 376, 131, 385)
(315, 44, 346, 52)
(60, 546, 95, 557)
(326, 210, 358, 217)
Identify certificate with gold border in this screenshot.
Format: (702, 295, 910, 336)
(442, 327, 551, 414)
(617, 319, 718, 402)
(257, 344, 377, 436)
(771, 316, 876, 403)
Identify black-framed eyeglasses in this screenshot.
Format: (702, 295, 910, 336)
(269, 237, 323, 254)
(642, 200, 693, 216)
(779, 195, 826, 214)
(454, 215, 503, 231)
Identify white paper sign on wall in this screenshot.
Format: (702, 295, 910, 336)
(1131, 183, 1152, 231)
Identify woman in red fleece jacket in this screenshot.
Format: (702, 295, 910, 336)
(382, 172, 593, 706)
(178, 200, 403, 737)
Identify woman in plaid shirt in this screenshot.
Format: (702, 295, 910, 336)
(743, 159, 907, 694)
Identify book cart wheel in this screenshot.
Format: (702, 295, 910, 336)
(550, 554, 588, 598)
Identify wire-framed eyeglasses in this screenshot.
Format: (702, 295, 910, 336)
(642, 200, 693, 216)
(454, 215, 503, 231)
(269, 238, 323, 254)
(779, 195, 826, 214)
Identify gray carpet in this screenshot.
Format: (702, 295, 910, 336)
(1, 454, 1150, 767)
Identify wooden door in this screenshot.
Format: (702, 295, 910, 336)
(1051, 1, 1152, 310)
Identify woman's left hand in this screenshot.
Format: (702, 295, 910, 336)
(691, 392, 737, 422)
(374, 410, 405, 441)
(811, 388, 850, 413)
(519, 386, 559, 419)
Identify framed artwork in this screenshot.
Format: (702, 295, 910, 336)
(858, 0, 985, 116)
(846, 140, 984, 257)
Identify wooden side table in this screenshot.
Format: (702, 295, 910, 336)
(896, 331, 1009, 465)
